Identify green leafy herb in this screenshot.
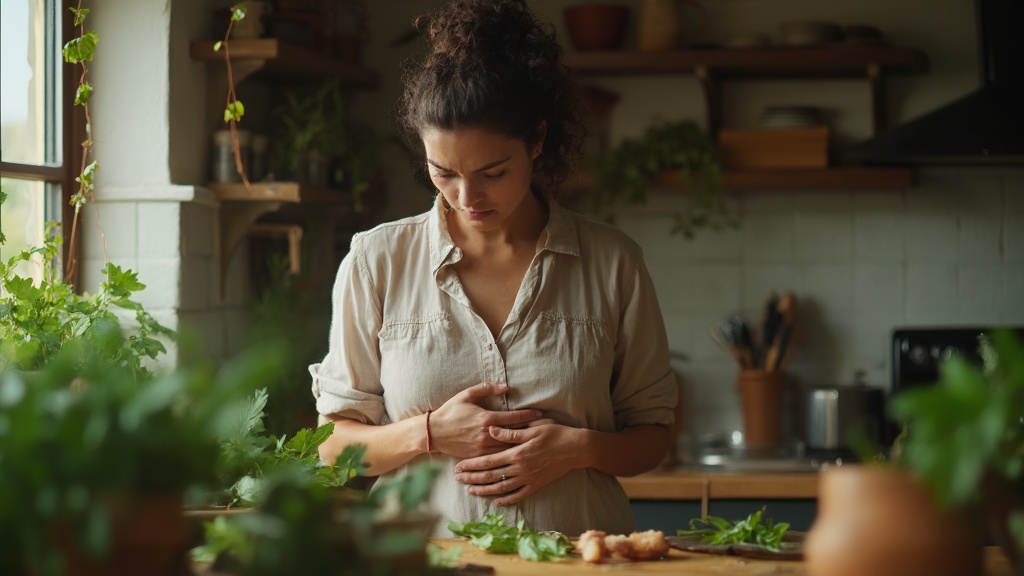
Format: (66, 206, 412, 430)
(448, 514, 570, 561)
(677, 507, 790, 551)
(211, 387, 365, 508)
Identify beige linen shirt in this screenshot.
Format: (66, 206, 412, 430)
(310, 194, 677, 537)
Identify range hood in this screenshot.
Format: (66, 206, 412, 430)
(844, 0, 1024, 166)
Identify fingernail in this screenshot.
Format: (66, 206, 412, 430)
(454, 467, 463, 473)
(455, 475, 462, 482)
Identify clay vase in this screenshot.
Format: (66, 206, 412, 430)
(805, 466, 983, 576)
(563, 4, 630, 51)
(637, 0, 708, 51)
(737, 369, 785, 447)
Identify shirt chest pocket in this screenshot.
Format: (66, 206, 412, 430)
(515, 312, 615, 418)
(378, 313, 464, 406)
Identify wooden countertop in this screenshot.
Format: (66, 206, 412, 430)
(619, 468, 820, 501)
(432, 540, 1013, 575)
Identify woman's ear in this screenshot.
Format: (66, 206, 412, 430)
(532, 121, 547, 159)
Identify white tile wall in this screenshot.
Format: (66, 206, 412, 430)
(616, 172, 1024, 441)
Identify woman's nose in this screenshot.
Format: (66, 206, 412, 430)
(457, 178, 482, 207)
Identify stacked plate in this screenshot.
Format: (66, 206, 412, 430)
(760, 106, 824, 129)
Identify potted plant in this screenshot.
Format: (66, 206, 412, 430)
(891, 328, 1024, 574)
(0, 321, 287, 576)
(805, 328, 1024, 576)
(192, 457, 441, 575)
(269, 80, 379, 210)
(0, 223, 173, 380)
(589, 118, 732, 239)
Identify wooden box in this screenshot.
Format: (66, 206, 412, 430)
(718, 126, 830, 169)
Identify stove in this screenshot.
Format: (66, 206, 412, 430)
(886, 325, 1024, 445)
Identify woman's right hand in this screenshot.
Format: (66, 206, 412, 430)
(431, 382, 543, 459)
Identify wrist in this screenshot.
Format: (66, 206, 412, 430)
(572, 427, 596, 470)
(424, 410, 435, 455)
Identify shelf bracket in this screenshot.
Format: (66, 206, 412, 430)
(694, 65, 723, 137)
(218, 200, 283, 300)
(867, 63, 885, 136)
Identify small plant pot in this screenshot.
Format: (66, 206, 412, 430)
(563, 5, 630, 51)
(805, 466, 983, 576)
(53, 495, 191, 576)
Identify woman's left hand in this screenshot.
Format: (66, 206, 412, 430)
(453, 420, 582, 506)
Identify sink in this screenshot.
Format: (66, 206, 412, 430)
(693, 453, 830, 473)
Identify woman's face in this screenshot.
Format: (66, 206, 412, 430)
(422, 126, 541, 234)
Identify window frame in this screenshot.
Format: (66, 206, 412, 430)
(0, 0, 81, 289)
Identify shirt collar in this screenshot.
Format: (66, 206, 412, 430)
(427, 192, 581, 273)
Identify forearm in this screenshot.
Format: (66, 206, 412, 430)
(318, 413, 428, 476)
(575, 424, 672, 477)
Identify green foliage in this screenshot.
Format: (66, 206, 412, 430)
(677, 507, 790, 551)
(269, 80, 378, 208)
(62, 30, 98, 64)
(231, 5, 246, 21)
(0, 225, 173, 379)
(209, 386, 366, 508)
(0, 185, 7, 245)
(69, 7, 90, 26)
(448, 514, 571, 561)
(224, 100, 245, 123)
(590, 119, 732, 239)
(890, 329, 1024, 510)
(0, 323, 286, 574)
(193, 462, 440, 576)
(74, 81, 93, 106)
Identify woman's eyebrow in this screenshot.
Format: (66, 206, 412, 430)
(427, 156, 511, 173)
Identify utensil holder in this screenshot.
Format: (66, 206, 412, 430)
(738, 369, 786, 447)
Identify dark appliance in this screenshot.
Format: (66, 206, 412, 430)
(886, 326, 1024, 445)
(844, 0, 1024, 165)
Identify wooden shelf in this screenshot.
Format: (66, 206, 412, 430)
(570, 166, 913, 191)
(564, 44, 929, 140)
(190, 38, 378, 87)
(563, 45, 928, 78)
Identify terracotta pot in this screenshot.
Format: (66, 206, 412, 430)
(737, 369, 785, 447)
(805, 466, 982, 576)
(563, 5, 630, 51)
(53, 495, 191, 576)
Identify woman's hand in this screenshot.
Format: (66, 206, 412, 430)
(431, 382, 543, 459)
(453, 420, 582, 506)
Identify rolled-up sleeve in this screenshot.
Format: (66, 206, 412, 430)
(610, 257, 678, 428)
(310, 234, 386, 424)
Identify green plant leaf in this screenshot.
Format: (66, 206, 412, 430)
(213, 40, 223, 52)
(75, 82, 93, 106)
(231, 6, 246, 21)
(69, 7, 90, 26)
(62, 31, 99, 64)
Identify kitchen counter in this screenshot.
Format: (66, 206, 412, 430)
(619, 467, 819, 501)
(432, 540, 1013, 575)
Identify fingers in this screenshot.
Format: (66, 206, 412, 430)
(457, 381, 508, 402)
(488, 408, 543, 428)
(526, 418, 557, 428)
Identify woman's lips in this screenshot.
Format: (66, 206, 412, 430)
(465, 209, 494, 220)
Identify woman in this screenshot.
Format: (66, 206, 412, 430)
(311, 0, 677, 537)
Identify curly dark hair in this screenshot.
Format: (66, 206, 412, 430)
(398, 0, 585, 199)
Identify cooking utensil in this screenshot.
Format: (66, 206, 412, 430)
(803, 373, 884, 454)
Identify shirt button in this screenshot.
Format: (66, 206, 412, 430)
(486, 343, 493, 351)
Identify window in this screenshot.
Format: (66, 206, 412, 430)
(1, 0, 77, 285)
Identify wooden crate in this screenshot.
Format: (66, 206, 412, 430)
(718, 126, 830, 169)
